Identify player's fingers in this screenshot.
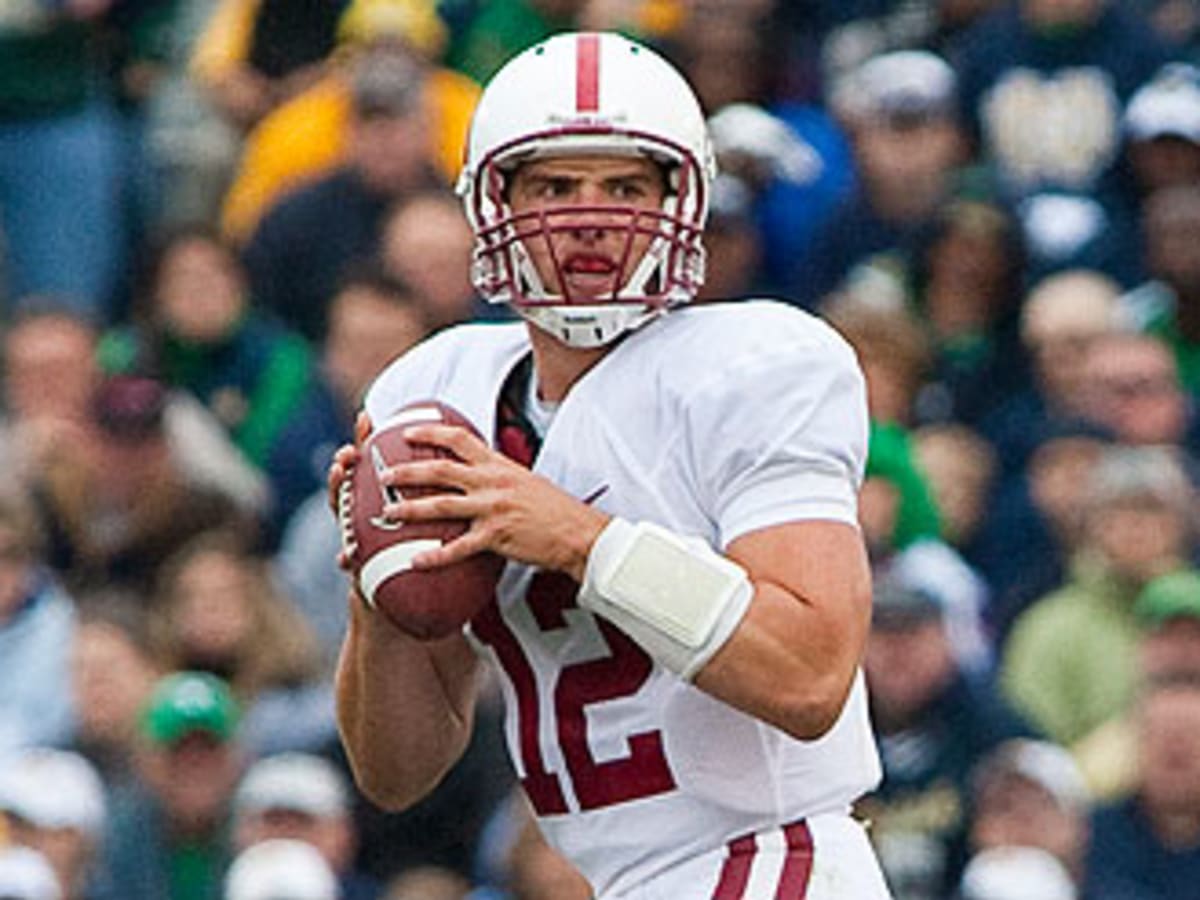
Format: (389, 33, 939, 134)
(382, 458, 479, 493)
(328, 447, 358, 489)
(354, 411, 373, 446)
(327, 467, 346, 513)
(327, 444, 360, 512)
(402, 423, 492, 463)
(382, 491, 478, 523)
(410, 529, 489, 570)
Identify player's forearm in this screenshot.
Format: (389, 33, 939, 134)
(335, 594, 479, 810)
(577, 517, 870, 740)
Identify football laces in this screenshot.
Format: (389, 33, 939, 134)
(337, 477, 359, 560)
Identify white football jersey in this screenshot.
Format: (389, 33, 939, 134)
(364, 301, 882, 897)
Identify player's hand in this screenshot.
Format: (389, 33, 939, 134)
(379, 422, 610, 581)
(327, 412, 372, 570)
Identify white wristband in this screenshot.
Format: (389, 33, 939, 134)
(578, 518, 752, 680)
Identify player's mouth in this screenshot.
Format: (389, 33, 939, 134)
(564, 254, 618, 276)
(562, 254, 621, 297)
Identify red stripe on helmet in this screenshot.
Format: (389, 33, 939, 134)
(576, 33, 600, 113)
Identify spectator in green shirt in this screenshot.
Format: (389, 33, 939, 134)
(1003, 445, 1197, 747)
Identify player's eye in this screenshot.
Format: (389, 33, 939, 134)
(538, 177, 576, 199)
(609, 179, 647, 200)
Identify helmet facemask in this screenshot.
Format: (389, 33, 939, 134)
(463, 128, 709, 348)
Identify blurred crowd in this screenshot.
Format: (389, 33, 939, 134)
(0, 0, 1199, 898)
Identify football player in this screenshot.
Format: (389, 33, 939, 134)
(330, 32, 892, 898)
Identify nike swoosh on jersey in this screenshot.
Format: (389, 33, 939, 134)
(582, 485, 610, 505)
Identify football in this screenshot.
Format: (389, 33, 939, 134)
(339, 401, 504, 639)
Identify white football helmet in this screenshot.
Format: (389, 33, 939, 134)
(457, 31, 717, 348)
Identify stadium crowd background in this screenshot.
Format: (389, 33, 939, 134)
(1, 0, 1200, 897)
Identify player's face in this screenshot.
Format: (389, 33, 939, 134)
(508, 155, 667, 300)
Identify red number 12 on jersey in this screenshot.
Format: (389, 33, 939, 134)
(472, 571, 677, 815)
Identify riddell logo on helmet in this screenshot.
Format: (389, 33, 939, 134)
(546, 112, 628, 126)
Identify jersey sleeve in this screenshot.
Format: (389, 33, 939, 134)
(361, 327, 462, 426)
(685, 325, 869, 548)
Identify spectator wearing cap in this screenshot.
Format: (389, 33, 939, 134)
(1003, 445, 1198, 748)
(0, 489, 77, 754)
(860, 573, 1035, 899)
(242, 44, 446, 346)
(215, 0, 479, 246)
(232, 753, 380, 900)
(225, 839, 339, 900)
(951, 0, 1173, 280)
(959, 846, 1077, 900)
(103, 671, 244, 900)
(965, 738, 1092, 891)
(1134, 570, 1200, 677)
(1072, 60, 1200, 291)
(1082, 668, 1200, 899)
(0, 846, 62, 900)
(1121, 64, 1200, 200)
(0, 748, 112, 900)
(1075, 569, 1200, 801)
(796, 50, 969, 308)
(30, 371, 248, 594)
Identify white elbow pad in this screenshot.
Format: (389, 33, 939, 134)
(578, 518, 753, 680)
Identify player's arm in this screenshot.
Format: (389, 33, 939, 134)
(335, 592, 483, 810)
(693, 518, 872, 739)
(329, 439, 482, 811)
(380, 430, 871, 742)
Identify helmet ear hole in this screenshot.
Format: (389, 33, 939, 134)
(663, 162, 682, 197)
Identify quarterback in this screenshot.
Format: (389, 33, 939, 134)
(331, 32, 892, 899)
